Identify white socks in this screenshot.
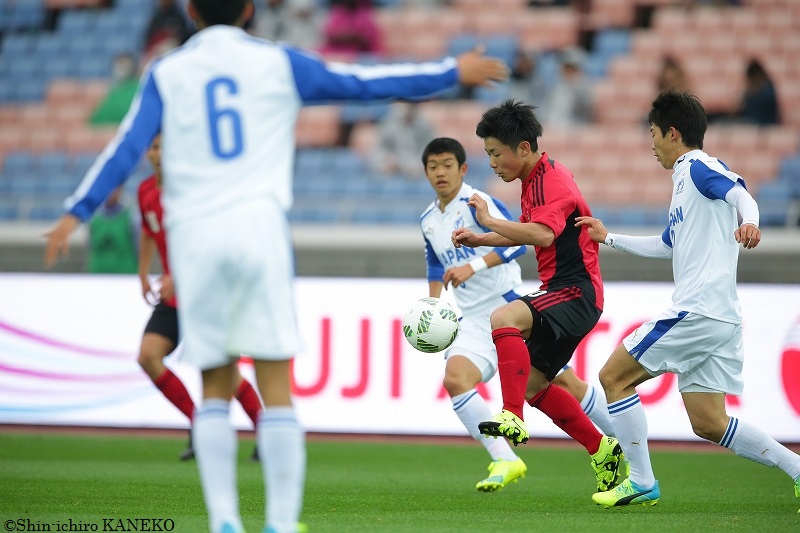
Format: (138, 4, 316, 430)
(452, 390, 517, 462)
(608, 393, 656, 489)
(258, 407, 306, 533)
(580, 383, 615, 438)
(721, 417, 800, 480)
(193, 399, 243, 533)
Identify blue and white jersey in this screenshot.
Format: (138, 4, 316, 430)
(421, 182, 526, 312)
(63, 25, 460, 228)
(661, 149, 745, 323)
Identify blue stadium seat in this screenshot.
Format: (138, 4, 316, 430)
(757, 181, 794, 226)
(13, 79, 46, 102)
(2, 34, 37, 59)
(484, 35, 519, 67)
(59, 10, 97, 34)
(447, 34, 479, 57)
(2, 152, 36, 175)
(594, 29, 631, 58)
(340, 102, 390, 125)
(38, 152, 69, 175)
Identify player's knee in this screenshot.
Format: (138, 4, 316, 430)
(442, 371, 474, 397)
(597, 366, 618, 396)
(137, 349, 162, 375)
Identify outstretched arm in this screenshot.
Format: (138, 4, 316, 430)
(575, 216, 672, 259)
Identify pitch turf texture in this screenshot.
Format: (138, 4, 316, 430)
(1, 431, 797, 533)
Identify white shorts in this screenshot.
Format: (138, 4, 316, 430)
(444, 295, 509, 383)
(168, 200, 302, 370)
(623, 309, 744, 395)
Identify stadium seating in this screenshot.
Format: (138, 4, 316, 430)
(0, 0, 799, 226)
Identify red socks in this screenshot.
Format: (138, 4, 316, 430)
(529, 383, 602, 455)
(234, 379, 262, 426)
(492, 327, 531, 419)
(153, 368, 195, 421)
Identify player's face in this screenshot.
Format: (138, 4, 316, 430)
(484, 137, 527, 182)
(147, 135, 162, 181)
(424, 152, 465, 201)
(650, 124, 676, 170)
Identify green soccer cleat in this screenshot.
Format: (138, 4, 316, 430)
(794, 476, 800, 513)
(590, 436, 624, 492)
(592, 478, 660, 508)
(475, 457, 527, 492)
(478, 410, 529, 445)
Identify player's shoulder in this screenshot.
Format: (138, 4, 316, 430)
(138, 175, 157, 198)
(420, 201, 437, 223)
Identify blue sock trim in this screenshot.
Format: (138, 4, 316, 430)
(453, 390, 478, 411)
(608, 393, 640, 415)
(719, 417, 739, 448)
(583, 386, 596, 414)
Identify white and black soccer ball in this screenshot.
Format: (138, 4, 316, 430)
(402, 297, 459, 353)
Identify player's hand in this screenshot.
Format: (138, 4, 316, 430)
(467, 193, 491, 225)
(452, 227, 481, 248)
(443, 264, 473, 289)
(574, 216, 608, 244)
(44, 214, 81, 268)
(735, 222, 760, 249)
(140, 274, 158, 306)
(455, 45, 509, 87)
(159, 274, 174, 302)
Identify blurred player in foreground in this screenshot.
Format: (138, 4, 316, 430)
(137, 135, 262, 462)
(452, 100, 623, 494)
(576, 90, 800, 510)
(43, 0, 508, 531)
(421, 137, 616, 493)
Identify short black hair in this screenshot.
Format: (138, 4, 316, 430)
(421, 137, 466, 168)
(475, 100, 542, 152)
(191, 0, 248, 26)
(648, 90, 707, 150)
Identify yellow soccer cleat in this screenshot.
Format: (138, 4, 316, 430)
(590, 436, 623, 492)
(592, 478, 660, 508)
(478, 410, 529, 445)
(475, 458, 527, 492)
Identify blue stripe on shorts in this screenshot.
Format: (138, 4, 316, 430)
(629, 311, 689, 361)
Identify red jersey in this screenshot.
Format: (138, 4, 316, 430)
(138, 175, 177, 308)
(520, 153, 604, 311)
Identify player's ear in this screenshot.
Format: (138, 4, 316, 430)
(187, 1, 199, 24)
(241, 1, 255, 24)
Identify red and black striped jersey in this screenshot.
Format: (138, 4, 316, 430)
(519, 153, 603, 311)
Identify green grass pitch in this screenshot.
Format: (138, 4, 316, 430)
(1, 429, 798, 532)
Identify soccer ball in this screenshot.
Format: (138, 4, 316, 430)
(402, 297, 459, 353)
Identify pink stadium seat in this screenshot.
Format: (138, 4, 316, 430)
(295, 106, 342, 148)
(348, 122, 377, 157)
(586, 0, 636, 30)
(29, 128, 62, 153)
(64, 127, 116, 154)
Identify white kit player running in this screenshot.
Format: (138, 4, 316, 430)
(43, 2, 509, 532)
(419, 138, 616, 492)
(576, 90, 800, 510)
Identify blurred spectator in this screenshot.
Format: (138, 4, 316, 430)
(369, 102, 436, 179)
(737, 59, 780, 126)
(87, 185, 140, 274)
(656, 55, 690, 93)
(144, 0, 193, 56)
(543, 46, 593, 126)
(507, 48, 551, 108)
(252, 0, 323, 49)
(89, 53, 140, 126)
(319, 0, 383, 60)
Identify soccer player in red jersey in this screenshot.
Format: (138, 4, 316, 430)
(137, 135, 263, 461)
(452, 100, 623, 493)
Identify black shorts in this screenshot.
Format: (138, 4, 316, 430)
(143, 302, 180, 347)
(518, 287, 602, 381)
